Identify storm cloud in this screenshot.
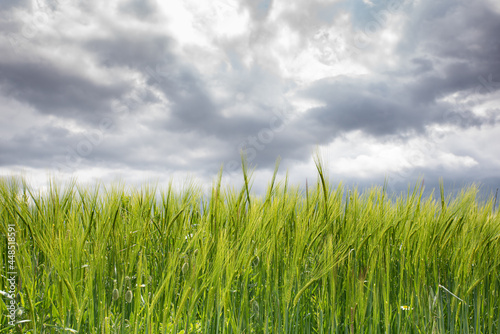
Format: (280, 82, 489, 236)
(1, 0, 499, 195)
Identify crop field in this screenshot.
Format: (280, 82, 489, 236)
(1, 160, 500, 333)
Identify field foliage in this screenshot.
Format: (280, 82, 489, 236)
(1, 160, 500, 333)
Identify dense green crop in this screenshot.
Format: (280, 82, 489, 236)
(1, 159, 499, 333)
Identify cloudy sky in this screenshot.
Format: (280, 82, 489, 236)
(1, 0, 500, 197)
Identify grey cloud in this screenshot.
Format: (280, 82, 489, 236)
(0, 60, 127, 123)
(0, 0, 30, 11)
(0, 0, 499, 199)
(0, 125, 73, 167)
(150, 57, 292, 140)
(291, 0, 500, 144)
(240, 0, 274, 21)
(85, 33, 173, 69)
(158, 0, 500, 170)
(406, 62, 479, 105)
(298, 77, 421, 137)
(400, 0, 500, 67)
(118, 0, 158, 19)
(280, 1, 344, 47)
(79, 9, 289, 149)
(82, 5, 290, 149)
(410, 58, 433, 75)
(298, 74, 497, 143)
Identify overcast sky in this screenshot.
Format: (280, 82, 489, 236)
(1, 0, 500, 198)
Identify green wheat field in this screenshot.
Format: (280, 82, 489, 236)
(1, 159, 499, 333)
